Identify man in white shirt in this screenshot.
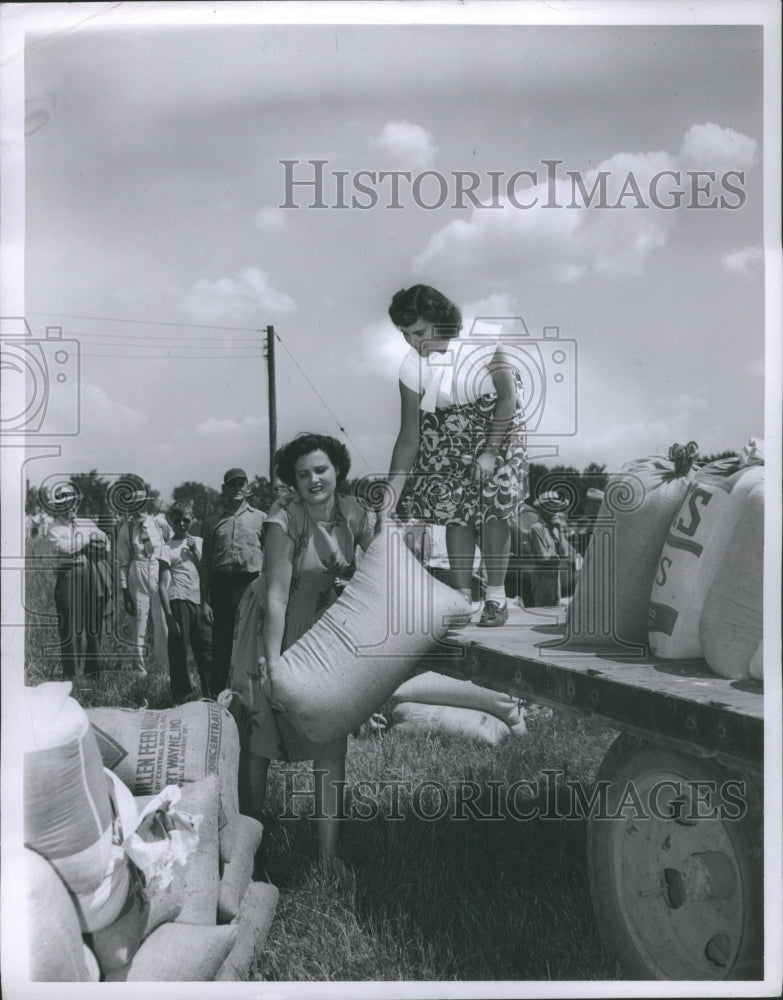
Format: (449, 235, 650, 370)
(46, 482, 110, 678)
(116, 482, 171, 677)
(158, 500, 213, 702)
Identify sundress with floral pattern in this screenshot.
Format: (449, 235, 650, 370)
(397, 339, 529, 526)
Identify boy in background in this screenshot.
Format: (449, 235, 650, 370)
(159, 500, 213, 702)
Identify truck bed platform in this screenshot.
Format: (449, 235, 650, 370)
(424, 603, 764, 768)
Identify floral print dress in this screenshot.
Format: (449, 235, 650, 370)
(397, 340, 529, 526)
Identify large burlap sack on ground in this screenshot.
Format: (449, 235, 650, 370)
(699, 480, 764, 678)
(649, 443, 764, 659)
(392, 671, 525, 727)
(566, 443, 700, 649)
(88, 700, 239, 826)
(105, 923, 238, 981)
(25, 847, 100, 982)
(392, 702, 512, 746)
(267, 523, 467, 744)
(24, 682, 132, 932)
(216, 881, 280, 981)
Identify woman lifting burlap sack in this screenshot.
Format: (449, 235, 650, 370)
(226, 434, 377, 862)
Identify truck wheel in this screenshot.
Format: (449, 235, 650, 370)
(586, 733, 763, 980)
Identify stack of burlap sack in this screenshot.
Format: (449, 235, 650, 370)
(566, 438, 764, 680)
(390, 672, 528, 745)
(22, 524, 469, 981)
(22, 683, 278, 982)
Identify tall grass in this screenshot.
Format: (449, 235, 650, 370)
(23, 536, 624, 982)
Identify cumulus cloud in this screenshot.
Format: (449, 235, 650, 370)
(412, 124, 758, 293)
(352, 318, 410, 377)
(372, 120, 437, 169)
(179, 267, 296, 323)
(679, 123, 758, 172)
(721, 245, 763, 278)
(254, 207, 287, 231)
(195, 416, 265, 436)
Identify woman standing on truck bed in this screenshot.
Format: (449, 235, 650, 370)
(386, 284, 528, 627)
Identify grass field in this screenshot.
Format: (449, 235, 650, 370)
(23, 536, 625, 982)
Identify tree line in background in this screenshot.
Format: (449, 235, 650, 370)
(25, 451, 739, 531)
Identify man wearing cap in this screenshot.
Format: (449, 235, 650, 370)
(528, 490, 573, 607)
(116, 481, 171, 677)
(200, 468, 266, 695)
(46, 482, 111, 678)
(572, 488, 605, 557)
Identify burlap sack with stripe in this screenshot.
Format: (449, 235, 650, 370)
(24, 683, 132, 932)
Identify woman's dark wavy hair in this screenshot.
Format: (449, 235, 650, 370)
(275, 433, 351, 488)
(388, 285, 462, 338)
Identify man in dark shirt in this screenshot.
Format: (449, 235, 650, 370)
(200, 468, 266, 695)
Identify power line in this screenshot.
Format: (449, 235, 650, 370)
(81, 352, 262, 360)
(69, 332, 260, 344)
(272, 331, 372, 472)
(26, 309, 373, 472)
(27, 310, 264, 333)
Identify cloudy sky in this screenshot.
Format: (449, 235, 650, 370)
(7, 3, 776, 502)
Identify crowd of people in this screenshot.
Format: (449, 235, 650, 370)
(39, 284, 603, 862)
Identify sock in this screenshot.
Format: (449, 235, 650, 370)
(485, 586, 507, 605)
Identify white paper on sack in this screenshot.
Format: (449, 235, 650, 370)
(123, 786, 202, 893)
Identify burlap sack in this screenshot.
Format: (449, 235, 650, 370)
(215, 881, 280, 982)
(25, 847, 97, 982)
(175, 773, 221, 925)
(267, 524, 467, 744)
(88, 861, 183, 975)
(566, 444, 700, 649)
(88, 700, 240, 826)
(218, 813, 264, 923)
(699, 480, 764, 678)
(105, 923, 238, 982)
(650, 454, 763, 659)
(392, 702, 512, 746)
(24, 683, 131, 932)
(392, 671, 524, 727)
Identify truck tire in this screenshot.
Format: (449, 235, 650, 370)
(586, 733, 763, 980)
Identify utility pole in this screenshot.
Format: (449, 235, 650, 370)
(265, 325, 277, 489)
